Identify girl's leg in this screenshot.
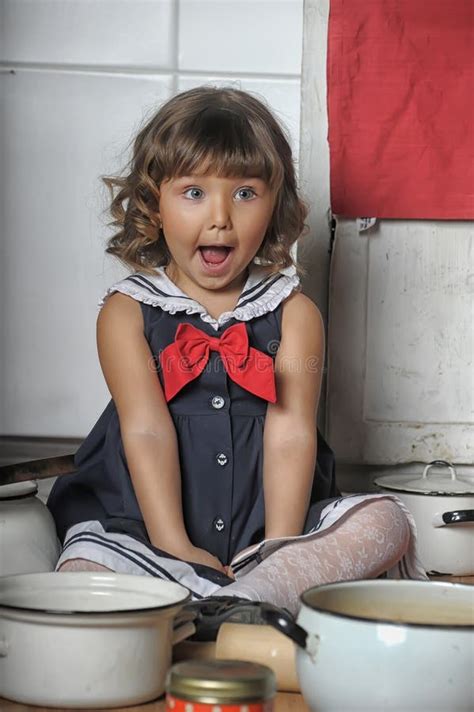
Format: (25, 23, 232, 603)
(57, 558, 115, 573)
(221, 498, 411, 616)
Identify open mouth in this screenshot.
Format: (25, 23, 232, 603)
(198, 245, 234, 266)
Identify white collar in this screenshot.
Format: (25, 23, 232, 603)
(99, 262, 300, 331)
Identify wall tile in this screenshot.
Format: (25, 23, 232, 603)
(177, 75, 301, 154)
(0, 0, 175, 68)
(178, 0, 304, 75)
(1, 69, 172, 436)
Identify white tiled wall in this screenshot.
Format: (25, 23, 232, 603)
(178, 0, 304, 75)
(0, 0, 304, 437)
(0, 0, 176, 68)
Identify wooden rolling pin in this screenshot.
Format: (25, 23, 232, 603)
(173, 623, 299, 692)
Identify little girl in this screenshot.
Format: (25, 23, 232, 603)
(47, 86, 425, 615)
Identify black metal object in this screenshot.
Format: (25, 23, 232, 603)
(259, 605, 308, 650)
(442, 510, 474, 525)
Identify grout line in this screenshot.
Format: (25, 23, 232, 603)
(172, 0, 181, 93)
(0, 62, 173, 76)
(0, 61, 301, 81)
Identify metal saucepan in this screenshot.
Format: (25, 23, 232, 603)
(261, 579, 474, 712)
(375, 460, 474, 575)
(0, 572, 194, 708)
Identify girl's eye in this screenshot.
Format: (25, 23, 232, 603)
(235, 187, 257, 201)
(184, 187, 204, 200)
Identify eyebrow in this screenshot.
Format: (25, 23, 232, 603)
(174, 175, 266, 183)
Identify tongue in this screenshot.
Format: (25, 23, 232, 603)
(200, 246, 230, 264)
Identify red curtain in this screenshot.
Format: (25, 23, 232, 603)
(327, 0, 474, 219)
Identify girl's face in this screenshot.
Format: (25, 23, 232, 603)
(157, 172, 276, 298)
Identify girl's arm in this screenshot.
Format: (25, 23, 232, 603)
(262, 291, 325, 539)
(96, 292, 225, 571)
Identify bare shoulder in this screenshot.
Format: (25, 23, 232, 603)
(280, 291, 325, 351)
(96, 291, 148, 382)
(269, 291, 325, 416)
(97, 291, 144, 332)
(281, 290, 323, 321)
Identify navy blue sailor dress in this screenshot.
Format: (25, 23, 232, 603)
(47, 264, 339, 581)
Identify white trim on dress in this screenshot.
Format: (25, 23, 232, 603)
(97, 263, 301, 331)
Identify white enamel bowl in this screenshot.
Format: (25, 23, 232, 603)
(294, 580, 474, 712)
(261, 579, 474, 712)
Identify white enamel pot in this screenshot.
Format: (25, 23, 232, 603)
(262, 579, 474, 712)
(0, 481, 60, 575)
(0, 572, 194, 708)
(375, 460, 474, 575)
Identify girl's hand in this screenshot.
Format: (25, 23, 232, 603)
(183, 545, 227, 573)
(225, 544, 257, 579)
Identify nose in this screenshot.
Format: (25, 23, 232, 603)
(208, 193, 232, 231)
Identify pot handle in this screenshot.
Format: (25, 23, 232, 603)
(258, 606, 307, 649)
(433, 510, 474, 527)
(0, 638, 8, 658)
(423, 460, 457, 481)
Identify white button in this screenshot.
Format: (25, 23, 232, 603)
(213, 517, 225, 532)
(211, 396, 225, 409)
(216, 453, 228, 466)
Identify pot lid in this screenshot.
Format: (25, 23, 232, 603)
(0, 480, 38, 500)
(374, 460, 474, 495)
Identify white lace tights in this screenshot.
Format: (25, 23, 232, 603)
(57, 499, 411, 618)
(220, 498, 411, 616)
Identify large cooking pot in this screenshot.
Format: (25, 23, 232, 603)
(0, 572, 193, 708)
(0, 481, 60, 575)
(375, 460, 474, 575)
(263, 579, 474, 712)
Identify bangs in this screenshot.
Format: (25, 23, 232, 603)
(161, 106, 284, 189)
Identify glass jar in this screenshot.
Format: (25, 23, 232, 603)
(166, 660, 276, 712)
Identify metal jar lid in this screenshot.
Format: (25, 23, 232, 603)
(166, 660, 276, 704)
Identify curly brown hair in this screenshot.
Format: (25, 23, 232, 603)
(102, 86, 309, 277)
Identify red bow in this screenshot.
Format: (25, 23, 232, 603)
(159, 322, 276, 403)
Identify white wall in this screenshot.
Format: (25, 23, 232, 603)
(0, 0, 305, 437)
